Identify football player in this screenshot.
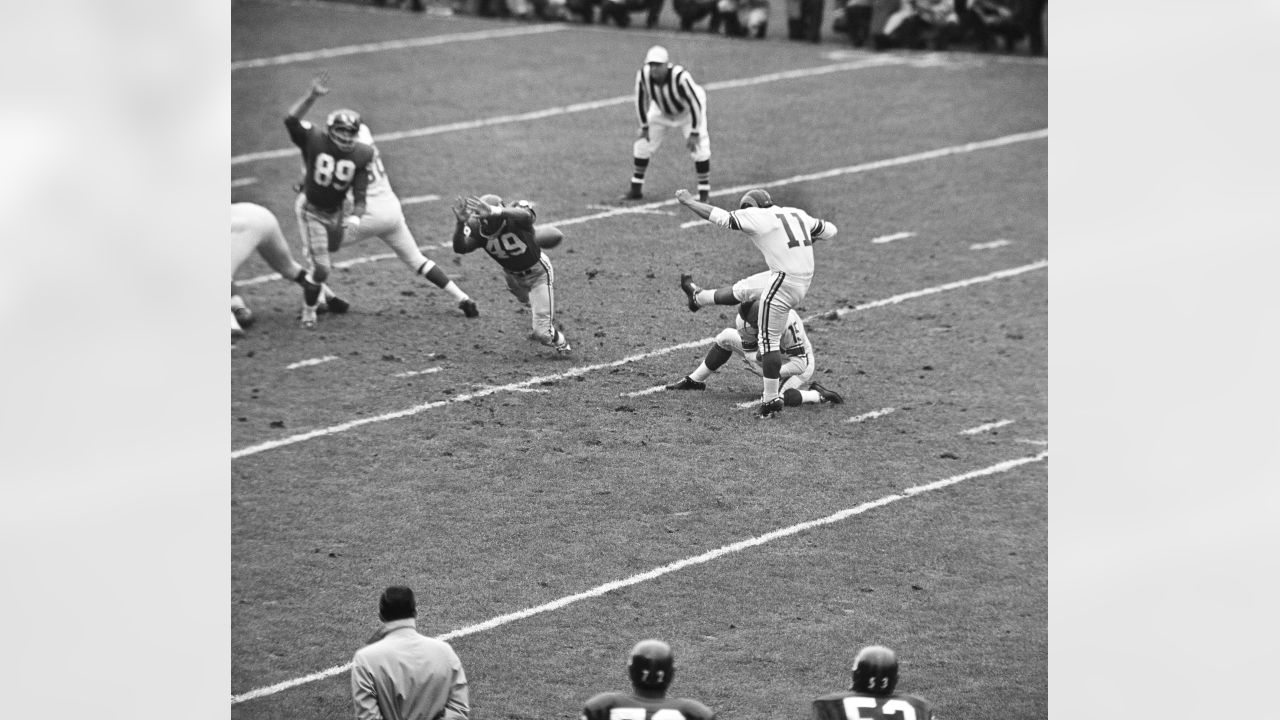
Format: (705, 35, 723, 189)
(667, 299, 844, 406)
(622, 46, 711, 203)
(294, 122, 480, 319)
(230, 203, 323, 338)
(811, 645, 935, 720)
(283, 73, 374, 328)
(580, 640, 717, 720)
(451, 194, 572, 355)
(675, 187, 838, 418)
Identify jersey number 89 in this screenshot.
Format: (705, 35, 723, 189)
(313, 153, 357, 190)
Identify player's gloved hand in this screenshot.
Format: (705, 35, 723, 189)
(310, 72, 331, 97)
(685, 132, 700, 152)
(466, 196, 499, 217)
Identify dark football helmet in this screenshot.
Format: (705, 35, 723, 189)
(326, 108, 362, 152)
(738, 188, 773, 209)
(477, 193, 505, 233)
(738, 298, 760, 327)
(628, 639, 675, 691)
(850, 645, 899, 696)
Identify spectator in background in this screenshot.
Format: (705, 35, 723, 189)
(786, 0, 823, 42)
(351, 586, 471, 720)
(564, 0, 602, 22)
(964, 0, 1024, 52)
(1022, 0, 1046, 55)
(834, 0, 873, 46)
(739, 0, 770, 37)
(873, 0, 960, 50)
(598, 0, 664, 28)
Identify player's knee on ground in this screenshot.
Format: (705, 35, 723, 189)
(783, 388, 804, 407)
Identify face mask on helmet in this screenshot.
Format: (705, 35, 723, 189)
(327, 109, 362, 152)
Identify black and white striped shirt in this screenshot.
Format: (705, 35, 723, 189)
(635, 64, 707, 134)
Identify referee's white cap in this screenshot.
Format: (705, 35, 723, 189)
(644, 45, 669, 65)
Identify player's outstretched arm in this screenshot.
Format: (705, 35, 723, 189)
(451, 197, 480, 254)
(287, 72, 330, 121)
(675, 188, 716, 219)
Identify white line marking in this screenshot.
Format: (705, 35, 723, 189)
(392, 367, 440, 378)
(846, 407, 896, 423)
(681, 219, 711, 229)
(622, 385, 668, 397)
(475, 384, 550, 394)
(871, 231, 916, 244)
(231, 57, 910, 165)
(970, 239, 1013, 250)
(400, 194, 440, 206)
(231, 25, 568, 71)
(286, 355, 339, 370)
(961, 419, 1014, 435)
(230, 449, 1047, 704)
(1016, 439, 1048, 446)
(230, 177, 258, 188)
(830, 259, 1048, 319)
(233, 130, 1045, 288)
(232, 260, 1045, 459)
(735, 398, 763, 409)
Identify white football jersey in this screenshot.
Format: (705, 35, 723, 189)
(356, 124, 393, 197)
(713, 205, 835, 278)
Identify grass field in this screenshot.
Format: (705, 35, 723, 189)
(231, 1, 1047, 718)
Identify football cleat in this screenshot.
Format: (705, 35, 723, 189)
(231, 311, 246, 339)
(810, 381, 844, 404)
(325, 295, 350, 314)
(554, 342, 573, 356)
(680, 273, 701, 312)
(232, 305, 255, 329)
(666, 376, 706, 391)
(458, 299, 480, 318)
(758, 397, 784, 419)
(618, 189, 643, 202)
(300, 305, 318, 329)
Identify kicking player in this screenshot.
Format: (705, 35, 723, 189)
(230, 203, 322, 338)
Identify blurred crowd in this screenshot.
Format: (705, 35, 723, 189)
(370, 0, 1046, 55)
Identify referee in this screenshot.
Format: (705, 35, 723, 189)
(621, 46, 712, 203)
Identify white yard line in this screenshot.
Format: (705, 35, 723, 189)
(400, 194, 440, 206)
(232, 260, 1046, 459)
(961, 419, 1015, 435)
(230, 449, 1048, 704)
(392, 367, 441, 378)
(846, 407, 896, 423)
(231, 57, 910, 166)
(285, 355, 339, 370)
(681, 219, 712, 229)
(735, 398, 763, 409)
(230, 177, 258, 188)
(231, 24, 568, 71)
(970, 239, 1013, 250)
(234, 130, 1046, 288)
(871, 231, 916, 244)
(621, 385, 668, 397)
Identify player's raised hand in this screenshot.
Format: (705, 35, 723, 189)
(310, 72, 331, 97)
(451, 196, 471, 222)
(466, 195, 496, 217)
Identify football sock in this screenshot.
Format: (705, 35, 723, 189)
(441, 281, 468, 302)
(631, 157, 649, 193)
(695, 159, 710, 201)
(694, 289, 716, 307)
(296, 270, 322, 306)
(797, 389, 820, 404)
(762, 377, 780, 402)
(230, 295, 247, 311)
(690, 364, 713, 383)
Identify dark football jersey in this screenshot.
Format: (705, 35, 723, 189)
(284, 116, 373, 213)
(812, 691, 934, 720)
(467, 202, 542, 273)
(581, 692, 716, 720)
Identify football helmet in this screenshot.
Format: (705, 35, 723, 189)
(326, 108, 362, 152)
(850, 645, 899, 696)
(739, 188, 773, 209)
(738, 298, 760, 327)
(478, 193, 505, 233)
(627, 639, 675, 691)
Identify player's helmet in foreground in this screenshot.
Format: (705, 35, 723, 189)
(850, 645, 899, 696)
(326, 108, 362, 152)
(478, 193, 505, 233)
(738, 298, 760, 326)
(739, 188, 773, 209)
(628, 639, 675, 691)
